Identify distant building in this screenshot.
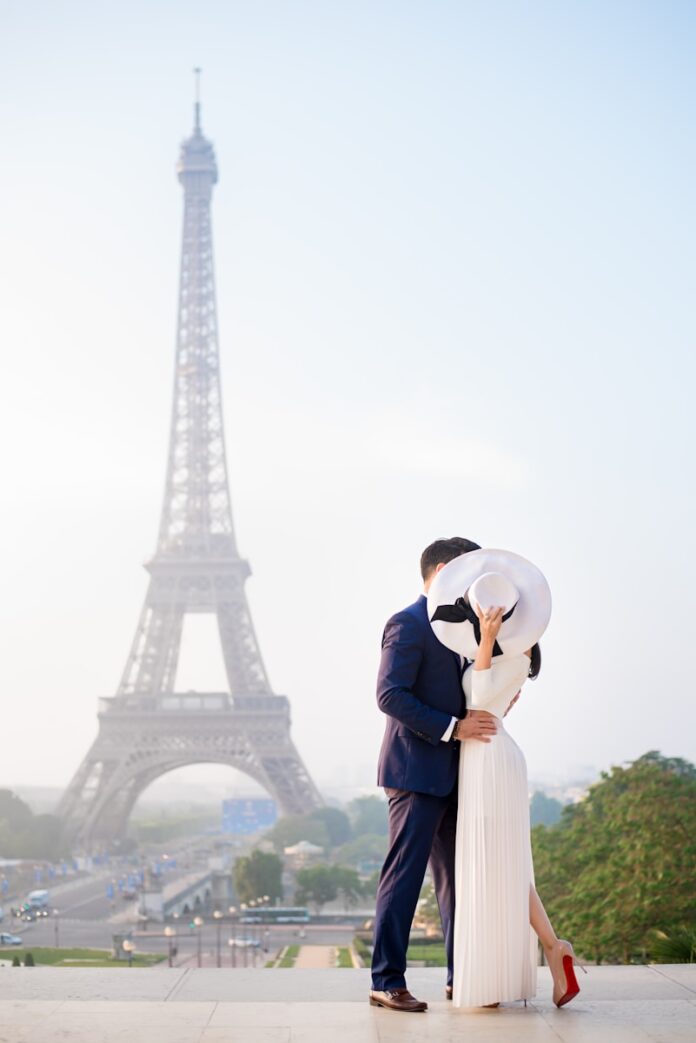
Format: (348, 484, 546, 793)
(221, 798, 277, 836)
(283, 840, 324, 869)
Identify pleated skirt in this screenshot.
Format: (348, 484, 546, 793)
(452, 723, 537, 1007)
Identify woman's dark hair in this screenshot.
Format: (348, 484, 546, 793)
(420, 537, 481, 580)
(528, 643, 541, 679)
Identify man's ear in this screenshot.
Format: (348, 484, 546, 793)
(434, 561, 447, 575)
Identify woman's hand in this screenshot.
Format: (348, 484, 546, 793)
(474, 603, 505, 643)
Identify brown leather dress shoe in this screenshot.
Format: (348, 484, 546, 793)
(445, 985, 453, 1000)
(369, 988, 428, 1012)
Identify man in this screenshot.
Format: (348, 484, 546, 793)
(369, 537, 497, 1012)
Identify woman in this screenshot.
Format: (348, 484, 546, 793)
(452, 601, 584, 1009)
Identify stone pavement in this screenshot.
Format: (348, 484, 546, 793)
(0, 965, 694, 1042)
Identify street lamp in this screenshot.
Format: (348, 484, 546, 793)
(262, 896, 270, 954)
(52, 909, 60, 949)
(122, 939, 135, 968)
(213, 910, 223, 968)
(164, 926, 176, 968)
(249, 901, 257, 966)
(193, 916, 204, 968)
(228, 906, 237, 967)
(240, 904, 248, 967)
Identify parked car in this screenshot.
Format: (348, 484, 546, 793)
(0, 932, 23, 945)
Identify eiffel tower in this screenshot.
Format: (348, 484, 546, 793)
(58, 81, 322, 849)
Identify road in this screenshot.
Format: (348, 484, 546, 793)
(6, 916, 355, 966)
(2, 836, 358, 965)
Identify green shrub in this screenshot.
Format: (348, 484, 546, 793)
(650, 927, 696, 963)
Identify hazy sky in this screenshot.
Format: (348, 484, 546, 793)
(2, 1, 695, 807)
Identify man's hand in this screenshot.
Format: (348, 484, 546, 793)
(504, 691, 521, 718)
(454, 710, 497, 743)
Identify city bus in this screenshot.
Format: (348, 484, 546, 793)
(239, 906, 309, 924)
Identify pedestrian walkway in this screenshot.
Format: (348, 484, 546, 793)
(0, 965, 693, 1042)
(293, 945, 335, 968)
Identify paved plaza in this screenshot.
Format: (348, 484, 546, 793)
(0, 965, 694, 1042)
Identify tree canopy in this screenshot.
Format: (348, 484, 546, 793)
(0, 790, 67, 860)
(533, 751, 696, 963)
(347, 796, 388, 837)
(232, 849, 283, 905)
(308, 807, 353, 846)
(264, 814, 330, 853)
(294, 863, 366, 912)
(294, 864, 339, 913)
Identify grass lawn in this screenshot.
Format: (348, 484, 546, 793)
(336, 947, 353, 968)
(406, 943, 446, 967)
(278, 944, 299, 968)
(0, 947, 164, 968)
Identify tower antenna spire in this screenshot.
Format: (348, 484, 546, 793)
(194, 66, 202, 132)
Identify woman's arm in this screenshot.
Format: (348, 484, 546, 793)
(468, 604, 505, 709)
(473, 605, 504, 670)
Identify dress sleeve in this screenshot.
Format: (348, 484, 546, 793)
(468, 667, 495, 710)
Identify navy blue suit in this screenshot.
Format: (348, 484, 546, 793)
(371, 595, 466, 991)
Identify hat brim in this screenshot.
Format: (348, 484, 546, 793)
(427, 548, 551, 659)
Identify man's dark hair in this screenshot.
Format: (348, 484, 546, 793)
(420, 537, 481, 581)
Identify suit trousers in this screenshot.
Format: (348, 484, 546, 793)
(370, 784, 458, 991)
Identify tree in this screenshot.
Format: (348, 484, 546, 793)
(360, 869, 381, 901)
(265, 815, 330, 853)
(347, 796, 388, 837)
(530, 791, 563, 827)
(533, 751, 696, 964)
(0, 791, 68, 860)
(233, 850, 283, 905)
(334, 833, 388, 868)
(333, 866, 363, 910)
(295, 865, 338, 913)
(308, 807, 352, 846)
(0, 790, 33, 828)
(415, 882, 441, 931)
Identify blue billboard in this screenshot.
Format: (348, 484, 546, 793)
(222, 798, 278, 835)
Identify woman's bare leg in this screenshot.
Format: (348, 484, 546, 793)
(529, 885, 558, 954)
(530, 885, 584, 1006)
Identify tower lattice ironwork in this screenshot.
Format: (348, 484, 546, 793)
(58, 90, 322, 848)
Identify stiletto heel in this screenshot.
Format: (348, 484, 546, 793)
(546, 940, 583, 1008)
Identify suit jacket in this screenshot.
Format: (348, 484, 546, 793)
(376, 595, 466, 797)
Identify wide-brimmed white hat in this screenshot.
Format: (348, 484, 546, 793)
(427, 548, 551, 659)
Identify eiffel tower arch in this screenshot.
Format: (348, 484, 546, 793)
(58, 85, 322, 849)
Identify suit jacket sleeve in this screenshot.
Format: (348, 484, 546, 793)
(376, 612, 453, 747)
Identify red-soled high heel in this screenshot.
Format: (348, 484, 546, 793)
(548, 940, 586, 1008)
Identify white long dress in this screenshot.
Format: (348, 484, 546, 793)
(452, 655, 537, 1007)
